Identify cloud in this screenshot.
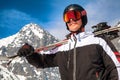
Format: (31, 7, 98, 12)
(0, 0, 120, 40)
(43, 0, 120, 40)
(0, 9, 34, 28)
(0, 9, 41, 38)
(0, 8, 69, 40)
(44, 21, 69, 40)
(85, 0, 120, 31)
(47, 0, 120, 40)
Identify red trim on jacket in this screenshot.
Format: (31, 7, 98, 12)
(114, 52, 120, 62)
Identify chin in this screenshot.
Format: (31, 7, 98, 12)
(70, 29, 79, 32)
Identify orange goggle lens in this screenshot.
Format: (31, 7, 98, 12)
(64, 10, 81, 23)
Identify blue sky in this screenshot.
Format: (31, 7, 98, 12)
(0, 0, 120, 40)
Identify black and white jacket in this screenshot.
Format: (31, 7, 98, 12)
(26, 32, 120, 80)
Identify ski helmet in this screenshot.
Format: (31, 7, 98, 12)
(63, 4, 87, 30)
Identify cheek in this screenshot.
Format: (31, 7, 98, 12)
(68, 22, 82, 31)
(68, 24, 81, 31)
(77, 20, 82, 26)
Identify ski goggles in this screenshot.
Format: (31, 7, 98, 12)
(64, 10, 81, 23)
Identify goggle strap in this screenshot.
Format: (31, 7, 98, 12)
(81, 10, 87, 16)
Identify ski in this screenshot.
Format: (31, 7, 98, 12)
(0, 39, 68, 62)
(36, 26, 120, 53)
(94, 26, 120, 35)
(0, 39, 68, 65)
(35, 39, 68, 52)
(0, 26, 120, 61)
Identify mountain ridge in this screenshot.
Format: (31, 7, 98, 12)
(0, 23, 60, 80)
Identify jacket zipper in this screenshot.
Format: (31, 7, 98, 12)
(73, 34, 77, 80)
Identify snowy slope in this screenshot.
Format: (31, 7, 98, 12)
(0, 23, 60, 80)
(0, 65, 20, 80)
(0, 35, 16, 47)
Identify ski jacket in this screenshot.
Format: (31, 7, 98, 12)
(26, 32, 120, 80)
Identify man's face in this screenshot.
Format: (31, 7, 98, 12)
(63, 10, 83, 32)
(67, 19, 82, 32)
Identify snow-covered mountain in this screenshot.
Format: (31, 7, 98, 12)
(0, 23, 59, 56)
(0, 23, 61, 80)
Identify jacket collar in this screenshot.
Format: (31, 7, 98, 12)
(69, 32, 93, 41)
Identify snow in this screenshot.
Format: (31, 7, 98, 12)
(21, 23, 44, 39)
(31, 28, 43, 39)
(0, 65, 19, 80)
(0, 23, 60, 80)
(16, 75, 26, 80)
(11, 57, 24, 64)
(0, 34, 17, 47)
(34, 68, 42, 75)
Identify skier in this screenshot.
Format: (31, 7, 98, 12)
(17, 4, 120, 80)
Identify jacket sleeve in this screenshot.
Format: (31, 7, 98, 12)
(26, 52, 58, 68)
(98, 46, 118, 80)
(97, 34, 120, 62)
(98, 35, 120, 80)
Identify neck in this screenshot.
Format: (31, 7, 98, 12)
(66, 28, 85, 39)
(71, 27, 85, 34)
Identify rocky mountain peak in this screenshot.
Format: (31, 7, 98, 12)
(0, 23, 60, 80)
(0, 23, 59, 56)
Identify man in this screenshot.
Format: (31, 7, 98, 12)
(17, 4, 120, 80)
